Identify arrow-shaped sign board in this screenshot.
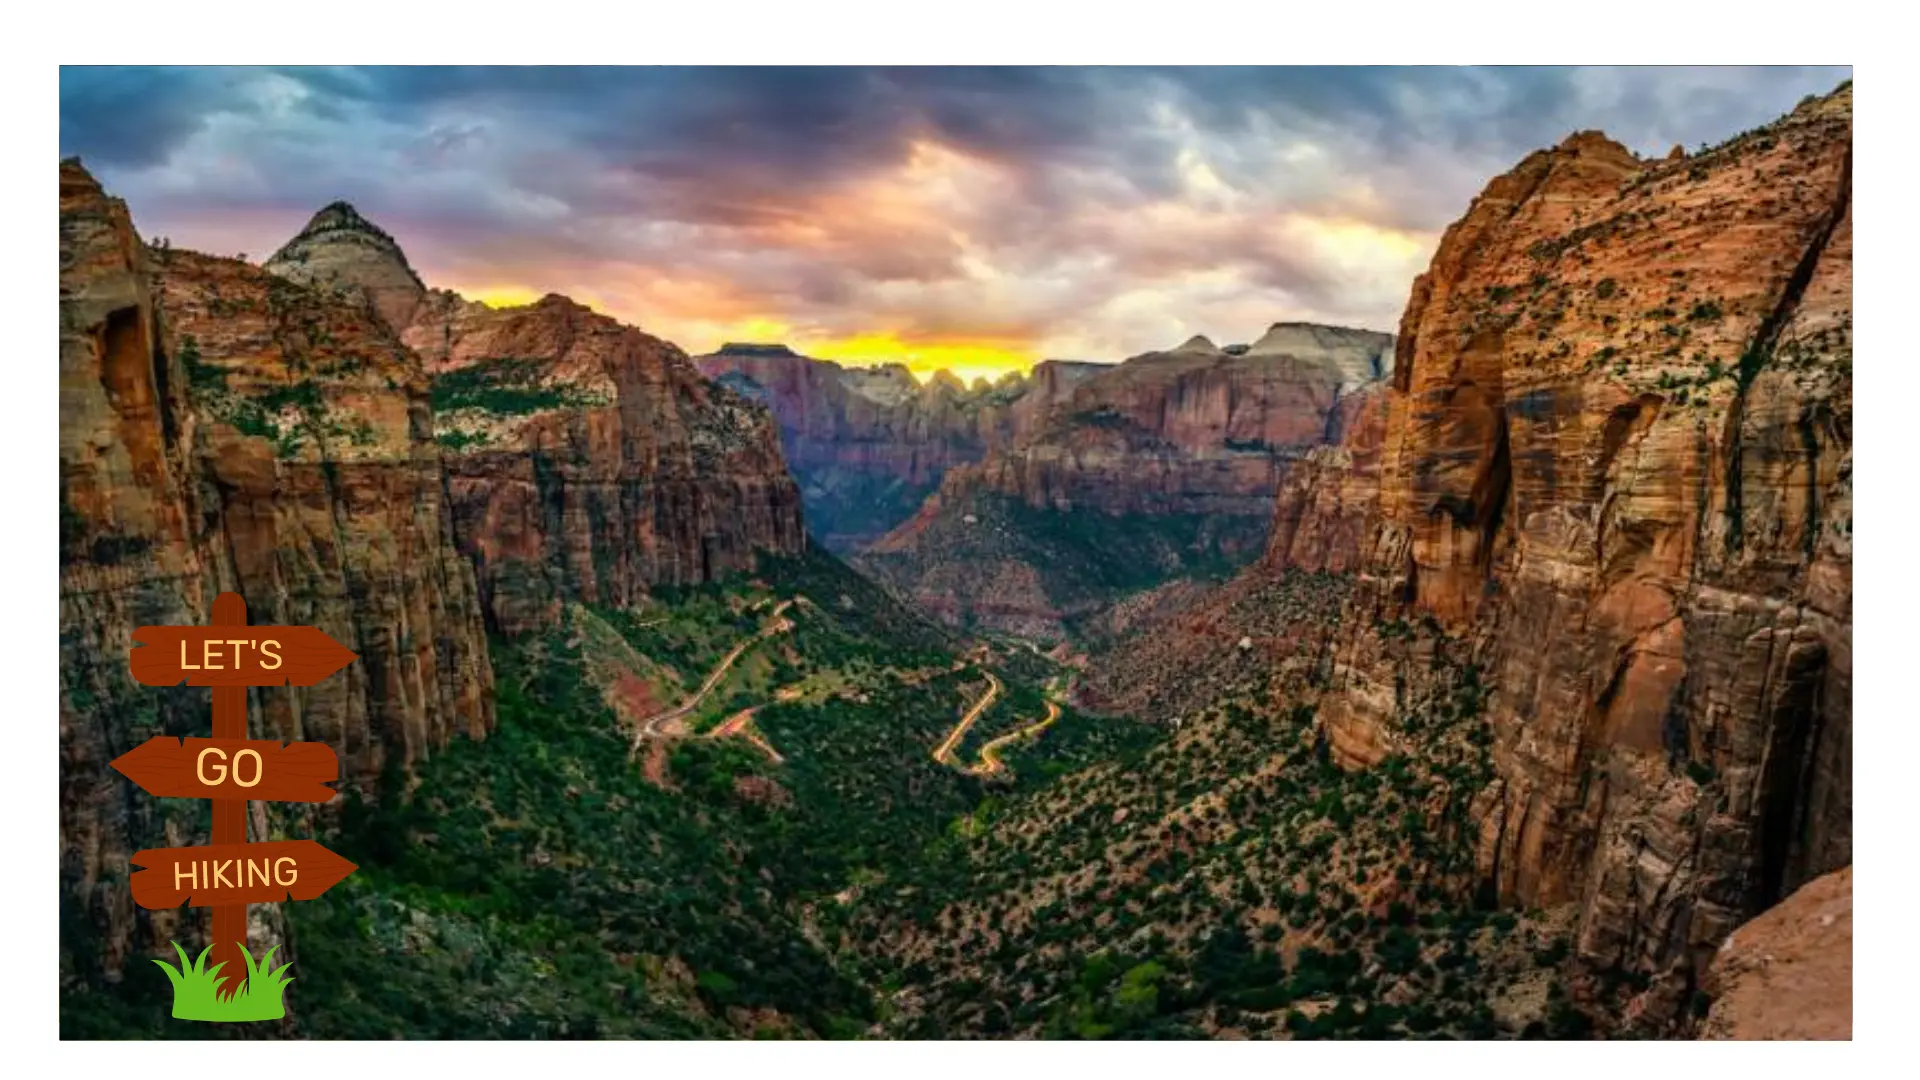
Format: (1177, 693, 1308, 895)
(110, 736, 340, 803)
(117, 593, 363, 1003)
(129, 624, 358, 687)
(129, 839, 359, 910)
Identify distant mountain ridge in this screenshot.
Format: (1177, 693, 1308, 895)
(854, 324, 1393, 637)
(695, 343, 1103, 550)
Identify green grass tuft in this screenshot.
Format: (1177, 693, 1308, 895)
(153, 940, 294, 1023)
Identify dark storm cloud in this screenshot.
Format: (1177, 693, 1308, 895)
(58, 65, 1852, 362)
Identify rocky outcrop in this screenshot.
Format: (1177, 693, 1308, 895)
(59, 162, 494, 988)
(1261, 382, 1390, 573)
(856, 326, 1392, 636)
(264, 201, 427, 334)
(1698, 865, 1850, 1040)
(268, 218, 808, 635)
(1274, 84, 1853, 1024)
(694, 343, 1100, 549)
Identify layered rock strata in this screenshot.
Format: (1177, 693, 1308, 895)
(857, 325, 1392, 635)
(1267, 84, 1853, 1024)
(266, 212, 809, 634)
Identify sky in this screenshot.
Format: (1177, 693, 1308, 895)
(60, 66, 1850, 383)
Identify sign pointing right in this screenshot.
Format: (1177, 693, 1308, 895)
(129, 840, 359, 910)
(129, 624, 359, 688)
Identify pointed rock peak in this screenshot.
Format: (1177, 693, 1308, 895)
(266, 199, 425, 332)
(1170, 334, 1222, 355)
(295, 200, 392, 239)
(928, 368, 966, 391)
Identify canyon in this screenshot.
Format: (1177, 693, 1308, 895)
(57, 77, 1852, 1040)
(695, 343, 1101, 550)
(854, 325, 1394, 637)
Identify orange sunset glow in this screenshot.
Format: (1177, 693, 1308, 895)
(62, 66, 1858, 376)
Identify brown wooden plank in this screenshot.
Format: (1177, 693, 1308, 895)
(109, 736, 340, 803)
(129, 839, 360, 910)
(129, 624, 358, 688)
(208, 592, 249, 998)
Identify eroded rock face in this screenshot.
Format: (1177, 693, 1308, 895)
(1282, 85, 1852, 1023)
(59, 162, 494, 987)
(1699, 865, 1850, 1040)
(694, 344, 1100, 550)
(1263, 383, 1391, 574)
(857, 326, 1391, 636)
(267, 222, 808, 636)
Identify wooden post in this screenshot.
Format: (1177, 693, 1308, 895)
(208, 591, 248, 999)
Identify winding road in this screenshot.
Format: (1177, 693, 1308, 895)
(628, 601, 1061, 776)
(969, 699, 1063, 776)
(932, 670, 1002, 767)
(631, 599, 796, 750)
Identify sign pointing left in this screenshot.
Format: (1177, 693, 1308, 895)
(110, 736, 340, 803)
(129, 624, 358, 687)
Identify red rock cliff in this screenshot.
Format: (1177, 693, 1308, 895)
(59, 162, 495, 985)
(1284, 84, 1852, 1024)
(950, 327, 1391, 520)
(267, 212, 808, 634)
(855, 326, 1391, 636)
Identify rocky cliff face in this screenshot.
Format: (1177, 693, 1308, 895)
(59, 162, 495, 988)
(266, 212, 808, 635)
(856, 326, 1392, 637)
(946, 327, 1390, 519)
(694, 343, 1100, 549)
(1271, 84, 1852, 1025)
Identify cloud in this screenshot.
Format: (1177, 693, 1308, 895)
(59, 65, 1852, 369)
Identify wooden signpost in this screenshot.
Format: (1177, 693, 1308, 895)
(112, 591, 361, 1000)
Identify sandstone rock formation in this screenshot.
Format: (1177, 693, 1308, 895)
(1262, 382, 1390, 573)
(1699, 865, 1850, 1039)
(266, 212, 808, 634)
(60, 161, 494, 987)
(694, 343, 1101, 549)
(1266, 83, 1853, 1024)
(856, 326, 1392, 636)
(264, 201, 427, 333)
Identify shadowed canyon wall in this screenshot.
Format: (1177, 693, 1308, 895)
(694, 344, 1102, 550)
(1267, 84, 1852, 1026)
